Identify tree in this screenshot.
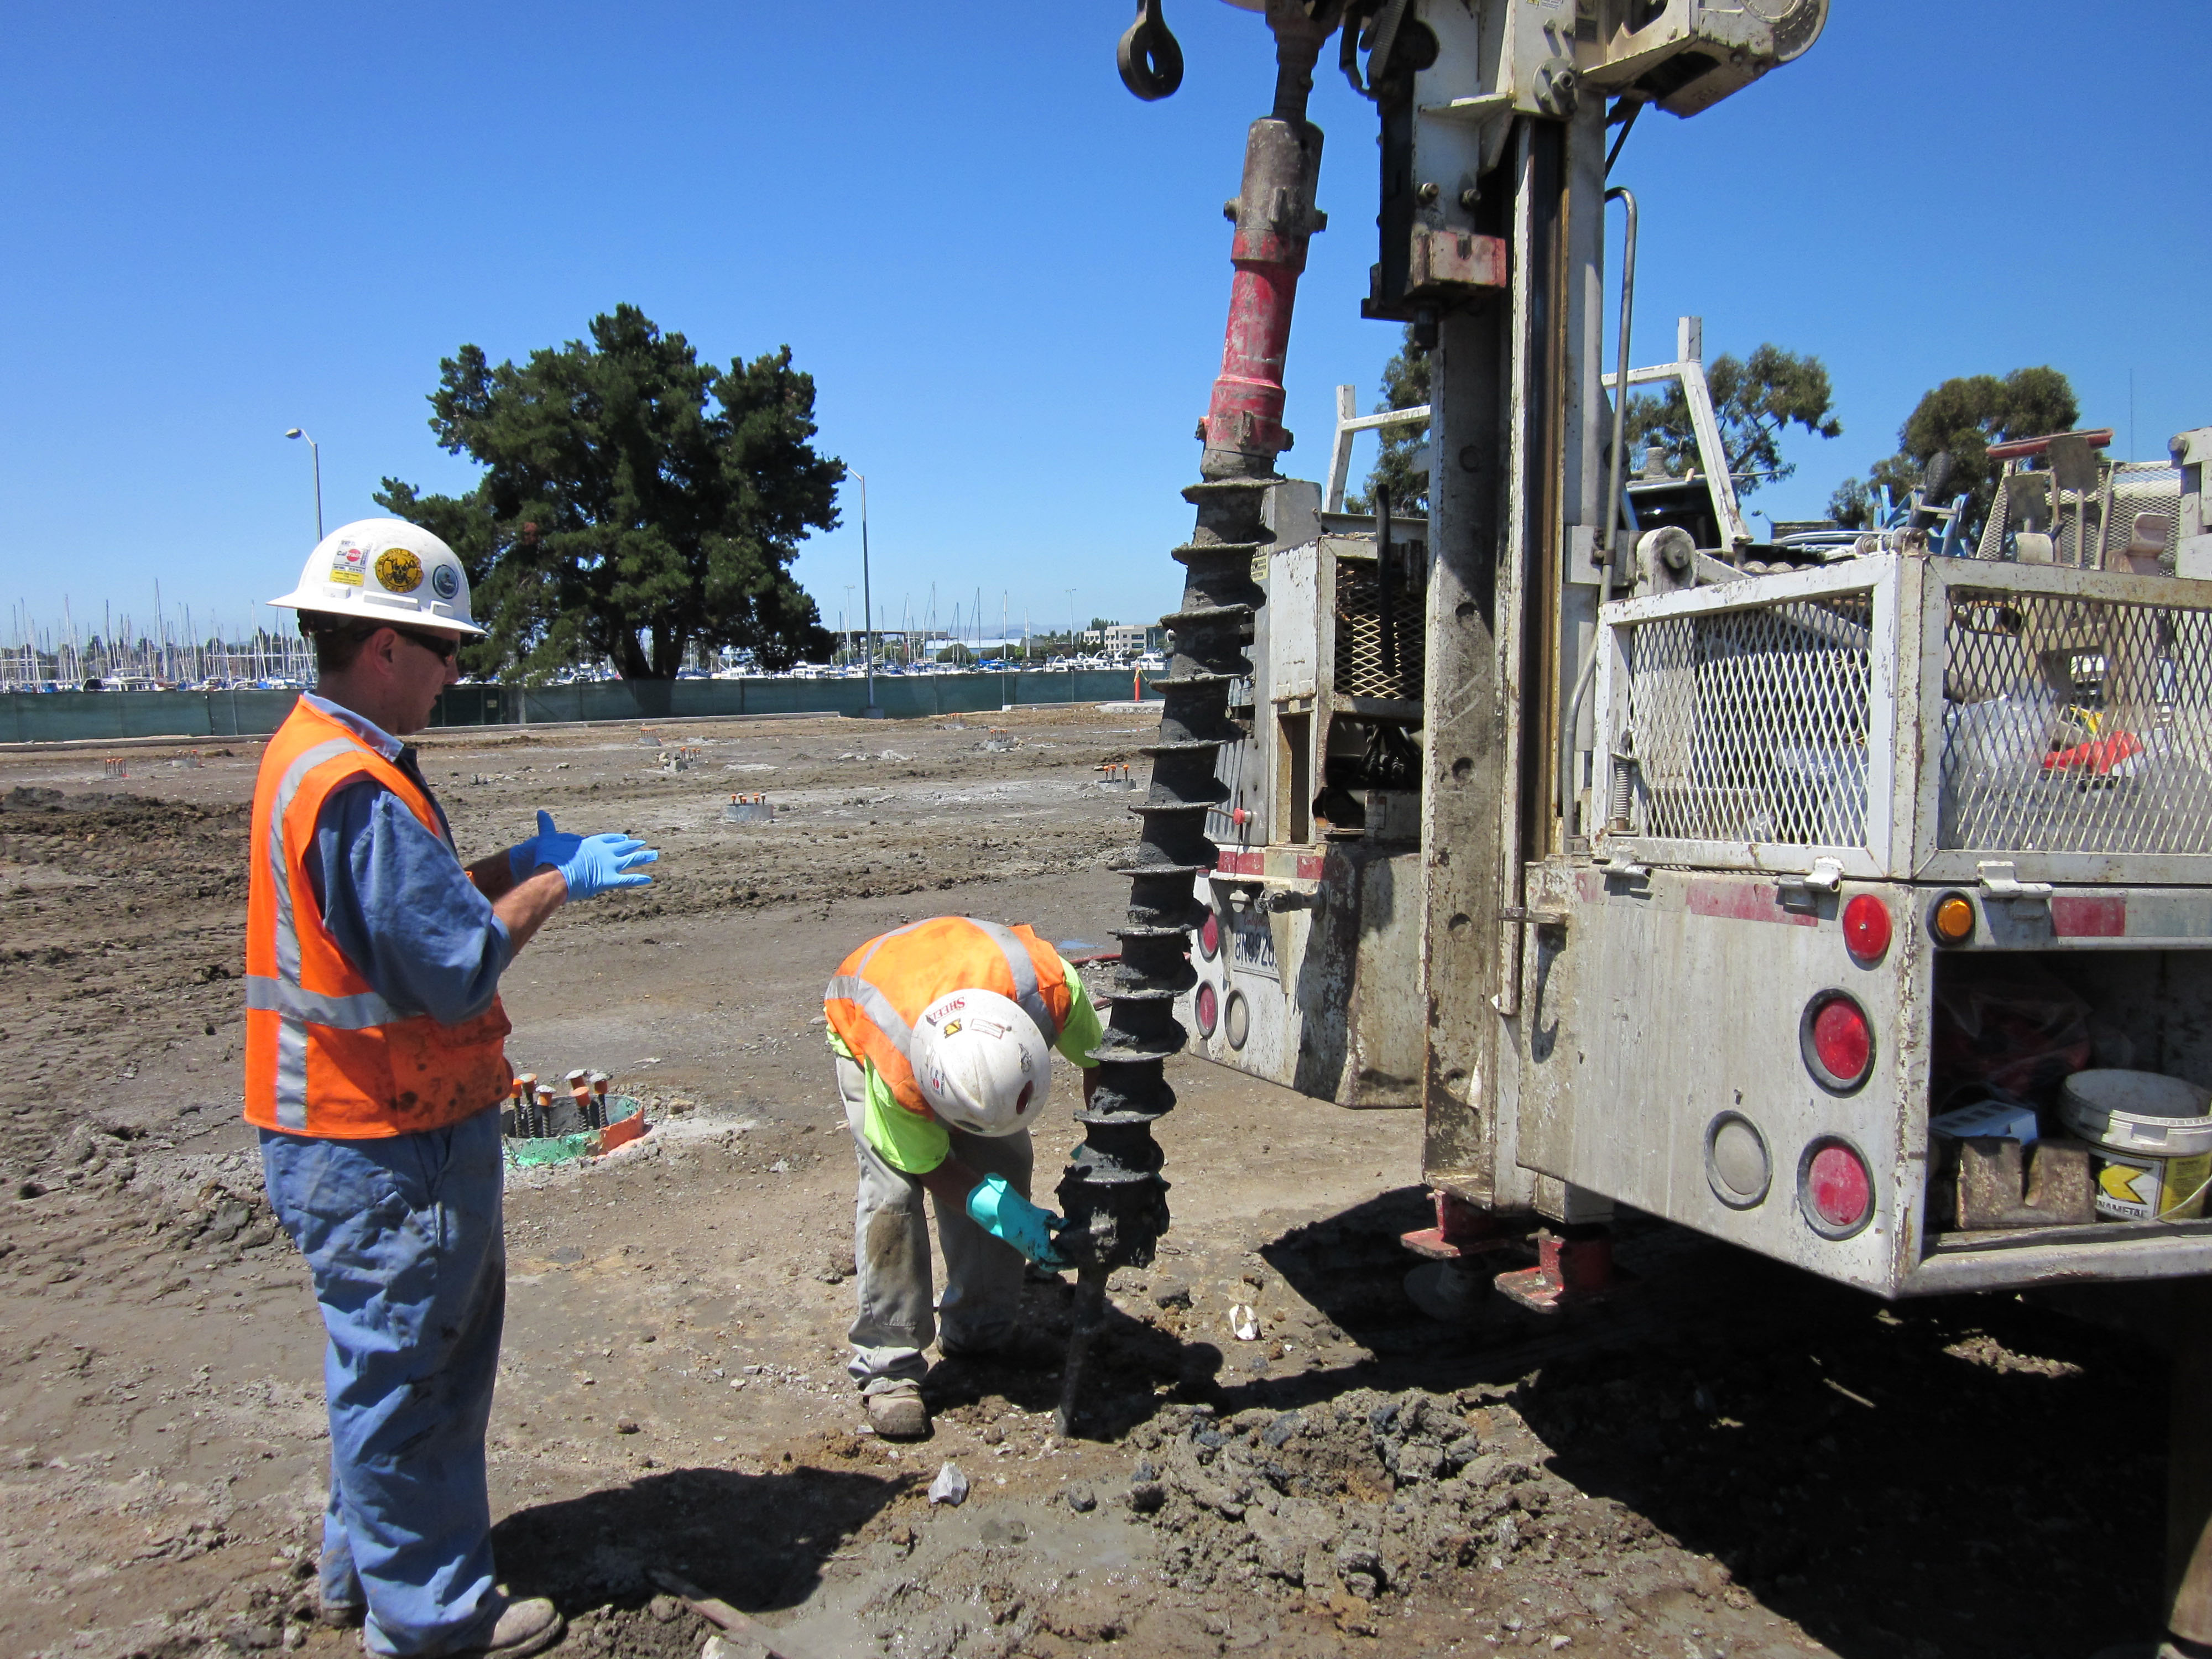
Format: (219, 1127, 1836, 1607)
(1347, 325, 1431, 517)
(376, 304, 841, 681)
(1826, 366, 2078, 534)
(1624, 343, 1841, 496)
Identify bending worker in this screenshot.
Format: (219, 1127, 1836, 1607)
(825, 915, 1102, 1439)
(247, 519, 659, 1659)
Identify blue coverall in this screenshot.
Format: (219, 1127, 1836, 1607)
(257, 693, 517, 1658)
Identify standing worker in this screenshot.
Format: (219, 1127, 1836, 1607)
(825, 916, 1102, 1439)
(248, 519, 659, 1659)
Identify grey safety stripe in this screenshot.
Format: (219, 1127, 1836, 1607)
(825, 974, 915, 1062)
(262, 734, 373, 1128)
(264, 737, 367, 985)
(966, 917, 1061, 1043)
(274, 1014, 310, 1130)
(244, 974, 396, 1030)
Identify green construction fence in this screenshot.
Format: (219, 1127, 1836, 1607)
(0, 669, 1157, 745)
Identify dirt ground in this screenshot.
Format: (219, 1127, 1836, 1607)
(0, 705, 2173, 1659)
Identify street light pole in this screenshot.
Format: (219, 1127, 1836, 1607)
(285, 429, 323, 540)
(854, 470, 881, 718)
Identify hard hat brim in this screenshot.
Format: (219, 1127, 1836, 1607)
(268, 590, 490, 638)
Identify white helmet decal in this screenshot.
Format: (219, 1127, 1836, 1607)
(912, 988, 1052, 1136)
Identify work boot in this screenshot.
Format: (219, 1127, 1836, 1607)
(415, 1598, 564, 1659)
(317, 1600, 365, 1628)
(865, 1380, 931, 1440)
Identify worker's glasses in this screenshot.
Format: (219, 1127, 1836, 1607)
(393, 626, 461, 664)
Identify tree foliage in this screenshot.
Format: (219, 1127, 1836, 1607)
(377, 304, 841, 681)
(1348, 326, 1431, 518)
(1623, 343, 1841, 497)
(1826, 367, 2078, 533)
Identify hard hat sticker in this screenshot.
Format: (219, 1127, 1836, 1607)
(430, 564, 461, 601)
(941, 1019, 963, 1038)
(328, 566, 364, 586)
(375, 548, 425, 593)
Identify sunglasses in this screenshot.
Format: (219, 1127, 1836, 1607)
(392, 626, 461, 664)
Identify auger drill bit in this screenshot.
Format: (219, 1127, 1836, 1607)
(1055, 0, 1339, 1439)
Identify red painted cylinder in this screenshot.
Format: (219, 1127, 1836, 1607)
(1201, 102, 1326, 470)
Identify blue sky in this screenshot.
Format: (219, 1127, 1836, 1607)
(4, 2, 2207, 651)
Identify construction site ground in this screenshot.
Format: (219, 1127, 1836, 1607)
(0, 705, 2167, 1659)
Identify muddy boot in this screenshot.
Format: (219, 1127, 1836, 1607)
(866, 1380, 931, 1440)
(442, 1597, 565, 1659)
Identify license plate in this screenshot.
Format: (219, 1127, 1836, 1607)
(1229, 909, 1279, 980)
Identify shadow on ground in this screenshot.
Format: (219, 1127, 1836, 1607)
(1248, 1187, 2170, 1659)
(492, 1463, 909, 1615)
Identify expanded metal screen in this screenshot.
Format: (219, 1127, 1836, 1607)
(1334, 556, 1425, 703)
(1974, 463, 2182, 565)
(1939, 588, 2212, 853)
(1626, 594, 1875, 848)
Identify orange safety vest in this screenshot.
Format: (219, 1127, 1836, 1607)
(825, 917, 1073, 1115)
(244, 698, 512, 1138)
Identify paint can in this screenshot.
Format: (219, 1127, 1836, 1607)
(2057, 1069, 2212, 1222)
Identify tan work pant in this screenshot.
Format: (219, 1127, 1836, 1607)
(836, 1055, 1033, 1392)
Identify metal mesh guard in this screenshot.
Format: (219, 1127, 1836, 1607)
(1940, 588, 2212, 854)
(1627, 595, 1874, 848)
(1335, 559, 1424, 703)
(1974, 463, 2180, 564)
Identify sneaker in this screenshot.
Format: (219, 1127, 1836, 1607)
(865, 1380, 931, 1440)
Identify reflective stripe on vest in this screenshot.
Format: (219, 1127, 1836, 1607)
(824, 916, 1061, 1070)
(243, 976, 397, 1030)
(262, 734, 362, 1128)
(823, 973, 915, 1054)
(244, 701, 511, 1138)
(966, 917, 1061, 1045)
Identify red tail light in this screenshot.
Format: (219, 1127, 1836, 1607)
(1841, 894, 1891, 964)
(1199, 912, 1220, 959)
(1801, 991, 1873, 1092)
(1194, 987, 1230, 1040)
(1799, 1137, 1875, 1238)
(1194, 980, 1219, 1037)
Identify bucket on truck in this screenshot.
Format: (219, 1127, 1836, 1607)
(2057, 1070, 2212, 1222)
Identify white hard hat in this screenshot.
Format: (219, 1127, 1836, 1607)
(912, 988, 1052, 1136)
(269, 518, 486, 637)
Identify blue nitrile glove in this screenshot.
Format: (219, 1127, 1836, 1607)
(966, 1173, 1071, 1270)
(508, 809, 586, 881)
(547, 824, 659, 901)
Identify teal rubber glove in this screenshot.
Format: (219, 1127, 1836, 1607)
(508, 808, 586, 882)
(548, 824, 659, 900)
(965, 1173, 1071, 1270)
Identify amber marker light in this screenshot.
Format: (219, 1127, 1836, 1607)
(1929, 892, 1976, 946)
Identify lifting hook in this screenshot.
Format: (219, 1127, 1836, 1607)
(1118, 0, 1184, 101)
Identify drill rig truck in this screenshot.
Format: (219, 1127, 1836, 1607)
(1057, 0, 2212, 1647)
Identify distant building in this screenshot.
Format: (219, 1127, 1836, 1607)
(1100, 623, 1147, 656)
